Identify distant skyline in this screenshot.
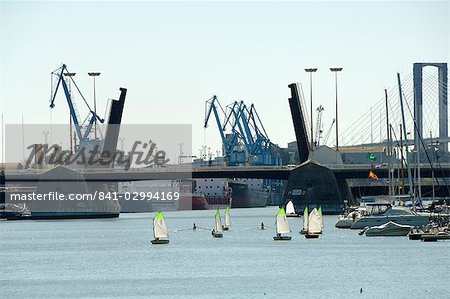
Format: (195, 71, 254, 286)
(1, 1, 449, 162)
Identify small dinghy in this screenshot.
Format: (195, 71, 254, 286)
(151, 211, 169, 244)
(363, 221, 411, 237)
(305, 208, 322, 239)
(286, 201, 299, 217)
(212, 209, 223, 238)
(222, 206, 231, 231)
(300, 206, 308, 234)
(273, 208, 292, 241)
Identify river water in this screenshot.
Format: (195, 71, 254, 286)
(1, 207, 448, 298)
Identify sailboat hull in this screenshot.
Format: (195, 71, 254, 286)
(273, 236, 292, 241)
(151, 239, 169, 244)
(222, 226, 229, 231)
(305, 234, 319, 239)
(213, 233, 223, 238)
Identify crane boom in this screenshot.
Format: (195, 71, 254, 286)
(314, 105, 324, 147)
(49, 64, 104, 146)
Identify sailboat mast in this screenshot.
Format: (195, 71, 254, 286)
(400, 124, 404, 194)
(397, 73, 415, 204)
(384, 89, 393, 196)
(430, 131, 435, 200)
(153, 213, 157, 239)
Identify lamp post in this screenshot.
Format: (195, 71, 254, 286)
(88, 72, 101, 139)
(330, 67, 343, 150)
(64, 72, 76, 152)
(305, 68, 318, 150)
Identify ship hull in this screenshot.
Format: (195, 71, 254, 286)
(229, 181, 268, 208)
(29, 212, 119, 219)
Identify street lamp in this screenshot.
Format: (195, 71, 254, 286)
(88, 72, 101, 139)
(64, 72, 76, 153)
(330, 67, 343, 150)
(305, 68, 318, 149)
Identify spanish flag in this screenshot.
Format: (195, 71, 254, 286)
(368, 170, 378, 181)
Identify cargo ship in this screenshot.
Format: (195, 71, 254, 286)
(194, 178, 269, 208)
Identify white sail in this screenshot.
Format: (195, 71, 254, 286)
(303, 206, 308, 231)
(215, 210, 223, 232)
(153, 212, 169, 239)
(276, 208, 291, 234)
(225, 207, 231, 227)
(318, 207, 324, 228)
(286, 201, 295, 215)
(308, 208, 322, 234)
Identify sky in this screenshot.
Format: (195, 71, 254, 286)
(1, 0, 449, 162)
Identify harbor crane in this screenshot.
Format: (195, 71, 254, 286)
(314, 105, 324, 147)
(204, 96, 279, 165)
(204, 96, 246, 165)
(49, 64, 104, 151)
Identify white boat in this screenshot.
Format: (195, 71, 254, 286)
(151, 211, 169, 244)
(286, 201, 299, 217)
(362, 221, 411, 237)
(305, 208, 322, 238)
(273, 208, 292, 240)
(300, 206, 308, 234)
(212, 209, 223, 238)
(335, 207, 366, 229)
(223, 206, 231, 231)
(350, 202, 429, 229)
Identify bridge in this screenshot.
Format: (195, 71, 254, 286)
(4, 163, 450, 182)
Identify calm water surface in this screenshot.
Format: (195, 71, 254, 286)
(1, 207, 449, 298)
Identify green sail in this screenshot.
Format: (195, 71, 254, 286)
(215, 209, 220, 217)
(318, 206, 322, 216)
(155, 211, 164, 220)
(277, 207, 286, 216)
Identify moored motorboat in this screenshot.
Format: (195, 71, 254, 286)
(350, 202, 429, 229)
(362, 221, 411, 237)
(335, 206, 366, 229)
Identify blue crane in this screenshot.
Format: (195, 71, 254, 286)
(49, 64, 104, 150)
(204, 96, 246, 165)
(204, 95, 280, 166)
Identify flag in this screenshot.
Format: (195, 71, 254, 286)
(368, 170, 378, 181)
(367, 153, 377, 161)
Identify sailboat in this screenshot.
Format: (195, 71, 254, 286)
(286, 200, 299, 217)
(151, 211, 169, 244)
(223, 206, 231, 231)
(300, 206, 308, 234)
(273, 208, 292, 241)
(318, 206, 324, 229)
(212, 209, 223, 238)
(305, 208, 322, 239)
